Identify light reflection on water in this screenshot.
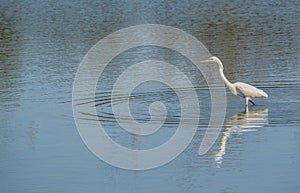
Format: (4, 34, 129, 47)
(1, 0, 300, 192)
(215, 107, 269, 166)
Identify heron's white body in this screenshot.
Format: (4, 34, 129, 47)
(232, 82, 268, 98)
(201, 56, 268, 106)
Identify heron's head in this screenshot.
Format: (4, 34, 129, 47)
(200, 56, 220, 63)
(200, 56, 223, 70)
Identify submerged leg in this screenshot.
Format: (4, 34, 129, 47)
(245, 105, 249, 113)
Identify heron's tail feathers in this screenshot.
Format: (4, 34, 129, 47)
(259, 89, 268, 98)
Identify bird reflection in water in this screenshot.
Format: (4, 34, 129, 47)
(215, 107, 268, 167)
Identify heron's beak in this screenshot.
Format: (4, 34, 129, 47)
(200, 59, 210, 63)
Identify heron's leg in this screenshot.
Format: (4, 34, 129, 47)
(245, 105, 249, 113)
(249, 98, 255, 105)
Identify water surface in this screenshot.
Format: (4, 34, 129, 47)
(1, 1, 299, 193)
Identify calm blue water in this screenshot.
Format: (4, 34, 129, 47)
(1, 0, 299, 192)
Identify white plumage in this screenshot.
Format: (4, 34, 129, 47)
(201, 56, 268, 106)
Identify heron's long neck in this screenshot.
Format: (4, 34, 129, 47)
(216, 60, 235, 91)
(219, 68, 233, 89)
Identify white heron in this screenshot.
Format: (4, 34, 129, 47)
(200, 56, 268, 106)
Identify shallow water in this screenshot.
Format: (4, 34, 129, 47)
(1, 0, 299, 192)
